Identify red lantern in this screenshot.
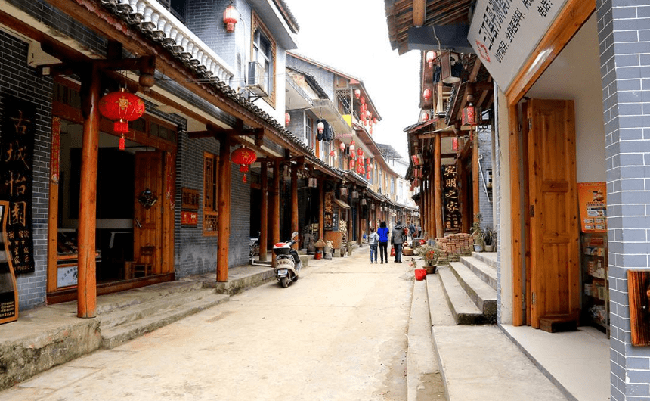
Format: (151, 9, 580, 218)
(350, 158, 355, 169)
(339, 141, 345, 151)
(99, 88, 145, 151)
(349, 140, 355, 153)
(317, 121, 324, 134)
(423, 88, 432, 101)
(426, 51, 437, 68)
(360, 97, 365, 104)
(285, 112, 290, 125)
(370, 126, 373, 134)
(366, 172, 371, 180)
(373, 118, 377, 124)
(420, 111, 430, 122)
(462, 105, 478, 126)
(356, 148, 363, 157)
(231, 146, 257, 183)
(329, 150, 336, 157)
(354, 89, 361, 99)
(223, 4, 238, 33)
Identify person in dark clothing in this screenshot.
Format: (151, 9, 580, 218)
(391, 221, 405, 263)
(409, 222, 416, 239)
(377, 221, 389, 263)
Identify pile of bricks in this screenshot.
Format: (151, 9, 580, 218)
(435, 233, 474, 264)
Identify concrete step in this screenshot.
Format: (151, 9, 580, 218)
(97, 289, 216, 330)
(203, 267, 275, 294)
(94, 281, 205, 314)
(437, 265, 485, 325)
(449, 262, 497, 321)
(101, 292, 229, 349)
(474, 252, 497, 268)
(460, 255, 497, 290)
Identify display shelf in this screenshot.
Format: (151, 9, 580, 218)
(580, 232, 609, 336)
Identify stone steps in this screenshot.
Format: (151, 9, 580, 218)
(435, 252, 498, 325)
(100, 290, 229, 349)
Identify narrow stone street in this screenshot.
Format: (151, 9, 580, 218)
(2, 250, 415, 401)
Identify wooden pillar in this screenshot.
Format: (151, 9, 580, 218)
(217, 135, 231, 282)
(420, 180, 426, 237)
(77, 65, 100, 318)
(318, 178, 324, 240)
(291, 164, 299, 250)
(472, 129, 480, 222)
(259, 162, 269, 262)
(435, 133, 443, 238)
(272, 159, 281, 266)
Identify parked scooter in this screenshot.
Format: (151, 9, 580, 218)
(273, 232, 302, 288)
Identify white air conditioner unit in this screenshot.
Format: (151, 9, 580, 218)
(247, 61, 268, 97)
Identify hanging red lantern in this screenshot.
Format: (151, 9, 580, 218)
(231, 146, 257, 183)
(360, 97, 365, 104)
(354, 89, 361, 99)
(317, 121, 324, 134)
(350, 158, 355, 169)
(339, 141, 345, 151)
(420, 111, 430, 122)
(426, 51, 437, 68)
(329, 150, 336, 157)
(356, 148, 363, 157)
(366, 172, 371, 180)
(462, 104, 478, 126)
(369, 126, 373, 134)
(285, 112, 290, 125)
(223, 3, 238, 33)
(373, 117, 377, 124)
(423, 88, 432, 101)
(99, 88, 145, 151)
(349, 140, 355, 153)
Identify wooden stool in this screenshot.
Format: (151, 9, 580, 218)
(124, 246, 155, 279)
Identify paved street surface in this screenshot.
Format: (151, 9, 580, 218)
(2, 250, 414, 401)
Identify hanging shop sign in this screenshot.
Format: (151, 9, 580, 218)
(0, 200, 18, 324)
(443, 165, 461, 231)
(324, 191, 334, 231)
(181, 211, 198, 226)
(50, 117, 61, 183)
(468, 0, 565, 89)
(0, 96, 36, 274)
(577, 182, 607, 233)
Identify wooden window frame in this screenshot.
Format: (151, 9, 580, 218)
(203, 152, 219, 236)
(251, 12, 277, 108)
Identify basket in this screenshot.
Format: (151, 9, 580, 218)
(415, 268, 426, 281)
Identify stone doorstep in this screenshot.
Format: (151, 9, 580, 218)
(459, 255, 497, 291)
(448, 262, 497, 319)
(474, 252, 498, 268)
(0, 266, 276, 391)
(437, 265, 486, 325)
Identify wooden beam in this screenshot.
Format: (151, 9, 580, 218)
(413, 0, 426, 26)
(272, 159, 281, 266)
(472, 129, 480, 222)
(217, 135, 231, 282)
(506, 0, 595, 104)
(435, 133, 443, 238)
(291, 164, 299, 250)
(319, 178, 324, 241)
(77, 65, 100, 318)
(47, 117, 60, 294)
(259, 162, 269, 262)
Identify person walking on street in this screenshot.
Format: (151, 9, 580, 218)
(391, 221, 405, 263)
(368, 227, 379, 263)
(377, 221, 389, 264)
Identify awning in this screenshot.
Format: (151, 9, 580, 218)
(334, 198, 351, 209)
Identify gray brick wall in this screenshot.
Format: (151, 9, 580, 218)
(597, 1, 650, 400)
(477, 128, 493, 230)
(0, 30, 53, 310)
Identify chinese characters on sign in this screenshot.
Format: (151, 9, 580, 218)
(469, 0, 564, 89)
(0, 201, 19, 324)
(443, 165, 461, 232)
(0, 96, 36, 274)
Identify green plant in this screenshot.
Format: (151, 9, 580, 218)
(416, 244, 439, 265)
(471, 213, 484, 247)
(483, 227, 495, 246)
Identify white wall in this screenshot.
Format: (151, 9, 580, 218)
(497, 89, 513, 325)
(525, 15, 606, 183)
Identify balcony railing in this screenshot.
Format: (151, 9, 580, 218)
(102, 0, 234, 83)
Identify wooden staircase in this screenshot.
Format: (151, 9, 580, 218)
(437, 252, 497, 325)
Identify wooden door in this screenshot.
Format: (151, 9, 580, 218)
(527, 99, 579, 328)
(134, 151, 164, 275)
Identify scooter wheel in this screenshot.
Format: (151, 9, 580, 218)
(280, 277, 290, 288)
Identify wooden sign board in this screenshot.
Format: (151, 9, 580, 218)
(181, 210, 198, 226)
(0, 200, 19, 324)
(628, 270, 650, 346)
(181, 188, 200, 211)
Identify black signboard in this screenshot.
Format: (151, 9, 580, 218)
(0, 96, 35, 274)
(443, 165, 461, 232)
(0, 200, 18, 324)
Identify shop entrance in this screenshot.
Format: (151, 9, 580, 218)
(519, 98, 580, 328)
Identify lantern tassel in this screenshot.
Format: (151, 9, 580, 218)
(119, 135, 125, 151)
(243, 174, 247, 183)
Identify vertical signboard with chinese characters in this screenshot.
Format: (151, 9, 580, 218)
(468, 0, 567, 89)
(0, 96, 36, 274)
(0, 200, 18, 324)
(443, 165, 461, 232)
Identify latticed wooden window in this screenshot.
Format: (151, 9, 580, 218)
(203, 152, 219, 235)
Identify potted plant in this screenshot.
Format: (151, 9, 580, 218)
(472, 213, 484, 252)
(416, 244, 439, 274)
(483, 228, 496, 252)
